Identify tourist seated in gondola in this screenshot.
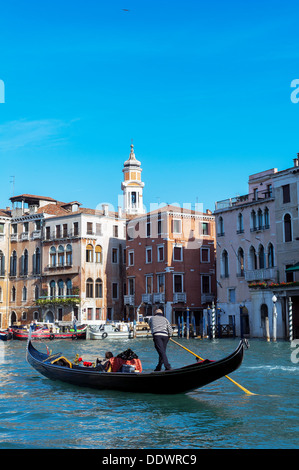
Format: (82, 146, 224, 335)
(108, 349, 142, 373)
(95, 351, 114, 371)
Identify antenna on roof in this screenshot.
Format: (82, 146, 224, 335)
(10, 176, 15, 197)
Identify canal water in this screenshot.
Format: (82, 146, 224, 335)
(0, 337, 298, 449)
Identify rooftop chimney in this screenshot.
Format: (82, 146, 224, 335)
(102, 203, 109, 216)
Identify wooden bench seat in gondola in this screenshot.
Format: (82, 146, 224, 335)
(50, 356, 73, 368)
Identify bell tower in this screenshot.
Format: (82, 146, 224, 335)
(121, 142, 145, 215)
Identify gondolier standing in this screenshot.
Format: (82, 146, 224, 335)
(149, 309, 173, 371)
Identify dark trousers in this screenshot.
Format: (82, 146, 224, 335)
(153, 335, 171, 370)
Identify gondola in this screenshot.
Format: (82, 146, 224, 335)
(26, 338, 245, 394)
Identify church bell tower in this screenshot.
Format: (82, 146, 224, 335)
(121, 143, 145, 215)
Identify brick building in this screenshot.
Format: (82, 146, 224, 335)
(124, 204, 216, 330)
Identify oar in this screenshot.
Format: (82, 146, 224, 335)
(170, 338, 256, 396)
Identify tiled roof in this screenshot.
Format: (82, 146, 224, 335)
(10, 194, 58, 203)
(0, 209, 11, 217)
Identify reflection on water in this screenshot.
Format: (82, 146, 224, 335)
(0, 338, 298, 448)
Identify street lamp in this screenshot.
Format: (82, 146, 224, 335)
(272, 294, 277, 342)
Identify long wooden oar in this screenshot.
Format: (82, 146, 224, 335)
(170, 338, 256, 396)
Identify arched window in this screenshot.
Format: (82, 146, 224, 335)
(22, 249, 29, 275)
(11, 286, 16, 302)
(22, 286, 27, 301)
(34, 285, 39, 300)
(218, 216, 224, 236)
(284, 214, 292, 242)
(257, 209, 263, 230)
(249, 246, 257, 270)
(50, 246, 56, 267)
(0, 250, 5, 276)
(237, 213, 244, 233)
(95, 278, 103, 298)
(86, 278, 93, 298)
(251, 210, 257, 231)
(10, 250, 17, 276)
(86, 244, 93, 262)
(58, 279, 64, 297)
(221, 250, 229, 277)
(50, 280, 56, 298)
(58, 245, 64, 267)
(258, 244, 265, 269)
(66, 278, 72, 296)
(95, 245, 102, 263)
(66, 244, 72, 266)
(264, 207, 269, 229)
(237, 247, 244, 276)
(268, 243, 275, 268)
(33, 248, 41, 274)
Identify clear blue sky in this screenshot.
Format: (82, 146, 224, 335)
(0, 0, 298, 213)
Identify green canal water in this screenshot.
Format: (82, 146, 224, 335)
(0, 337, 298, 449)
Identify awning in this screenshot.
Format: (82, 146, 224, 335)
(286, 262, 299, 272)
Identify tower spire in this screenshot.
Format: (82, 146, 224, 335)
(121, 142, 145, 215)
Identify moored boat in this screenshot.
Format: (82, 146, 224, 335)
(26, 338, 245, 394)
(0, 329, 13, 341)
(88, 323, 133, 340)
(12, 324, 87, 341)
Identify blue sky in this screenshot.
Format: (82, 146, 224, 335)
(0, 0, 299, 213)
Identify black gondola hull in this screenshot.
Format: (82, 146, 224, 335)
(26, 339, 245, 394)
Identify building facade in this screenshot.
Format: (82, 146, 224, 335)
(215, 157, 299, 340)
(214, 168, 278, 338)
(0, 209, 11, 328)
(124, 204, 216, 332)
(0, 194, 126, 329)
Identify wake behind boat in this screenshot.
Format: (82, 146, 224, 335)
(26, 338, 245, 394)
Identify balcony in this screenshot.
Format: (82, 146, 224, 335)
(31, 230, 42, 240)
(215, 189, 274, 212)
(153, 292, 165, 303)
(201, 293, 215, 304)
(173, 292, 186, 303)
(142, 293, 152, 304)
(44, 264, 79, 275)
(20, 232, 29, 241)
(245, 267, 277, 282)
(124, 295, 135, 306)
(10, 233, 18, 242)
(43, 229, 80, 242)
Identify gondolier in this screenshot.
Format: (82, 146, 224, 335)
(148, 309, 173, 371)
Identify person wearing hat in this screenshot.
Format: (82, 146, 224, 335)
(148, 308, 173, 371)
